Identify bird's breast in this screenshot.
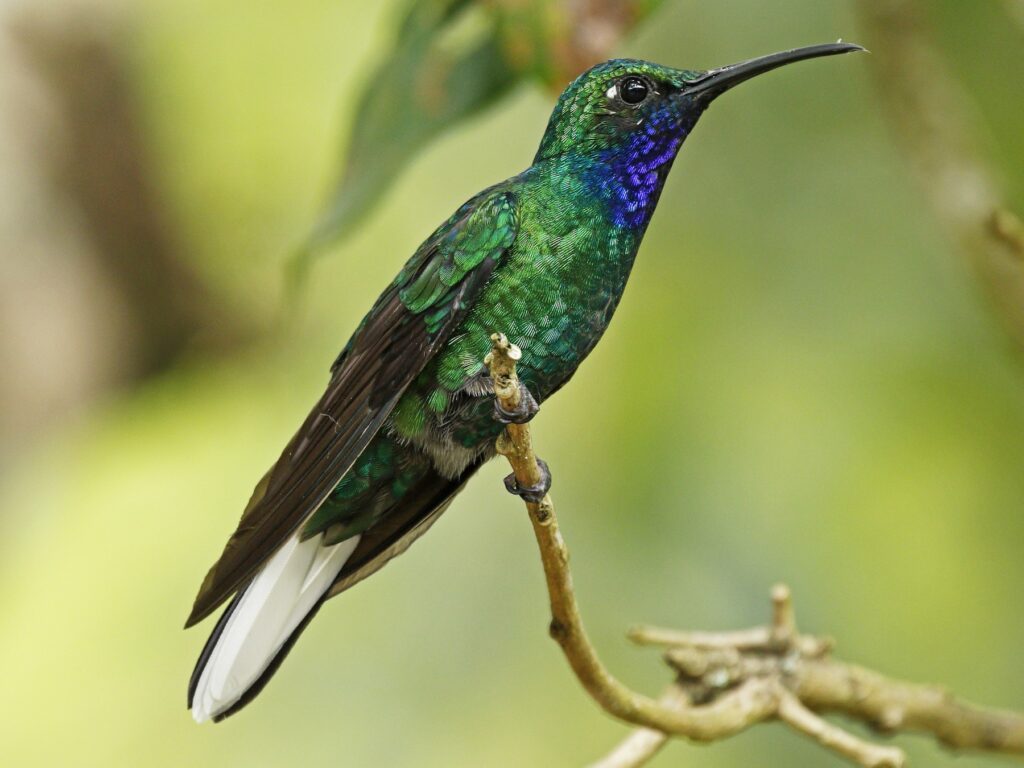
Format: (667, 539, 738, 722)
(475, 218, 641, 398)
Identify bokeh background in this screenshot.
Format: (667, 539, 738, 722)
(2, 1, 1024, 766)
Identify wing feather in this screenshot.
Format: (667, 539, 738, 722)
(186, 189, 518, 626)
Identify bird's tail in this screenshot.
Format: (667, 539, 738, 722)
(188, 532, 360, 722)
(188, 433, 485, 723)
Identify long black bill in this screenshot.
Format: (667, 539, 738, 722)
(685, 42, 865, 103)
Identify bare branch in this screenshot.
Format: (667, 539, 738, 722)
(794, 657, 1024, 754)
(629, 624, 774, 651)
(857, 0, 1024, 355)
(586, 687, 681, 768)
(777, 690, 905, 768)
(486, 332, 1024, 767)
(487, 333, 776, 740)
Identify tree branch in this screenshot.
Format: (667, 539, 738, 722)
(856, 0, 1024, 355)
(485, 332, 1024, 767)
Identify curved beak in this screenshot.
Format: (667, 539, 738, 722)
(683, 42, 865, 103)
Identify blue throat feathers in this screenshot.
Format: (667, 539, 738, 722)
(585, 109, 699, 230)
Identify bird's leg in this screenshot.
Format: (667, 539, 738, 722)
(504, 458, 551, 503)
(493, 380, 539, 424)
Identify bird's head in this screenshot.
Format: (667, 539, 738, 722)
(535, 43, 864, 164)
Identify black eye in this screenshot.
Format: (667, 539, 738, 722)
(618, 76, 649, 105)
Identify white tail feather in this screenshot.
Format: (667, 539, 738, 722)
(191, 532, 360, 722)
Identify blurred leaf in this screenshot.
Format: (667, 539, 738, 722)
(289, 0, 662, 293)
(495, 0, 664, 88)
(305, 0, 512, 252)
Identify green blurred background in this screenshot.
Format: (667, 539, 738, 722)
(2, 1, 1023, 766)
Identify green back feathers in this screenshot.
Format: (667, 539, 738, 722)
(397, 189, 518, 317)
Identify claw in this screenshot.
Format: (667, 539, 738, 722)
(493, 381, 539, 425)
(504, 459, 551, 503)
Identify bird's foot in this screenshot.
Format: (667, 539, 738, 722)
(493, 381, 539, 424)
(504, 459, 551, 504)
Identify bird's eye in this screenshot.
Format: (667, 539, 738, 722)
(618, 76, 649, 105)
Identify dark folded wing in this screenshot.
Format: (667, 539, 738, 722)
(186, 188, 518, 626)
(190, 461, 481, 722)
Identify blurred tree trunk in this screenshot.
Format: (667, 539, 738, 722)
(0, 4, 246, 458)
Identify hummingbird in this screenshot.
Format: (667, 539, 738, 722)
(186, 42, 862, 722)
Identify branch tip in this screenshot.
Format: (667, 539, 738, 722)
(771, 583, 796, 637)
